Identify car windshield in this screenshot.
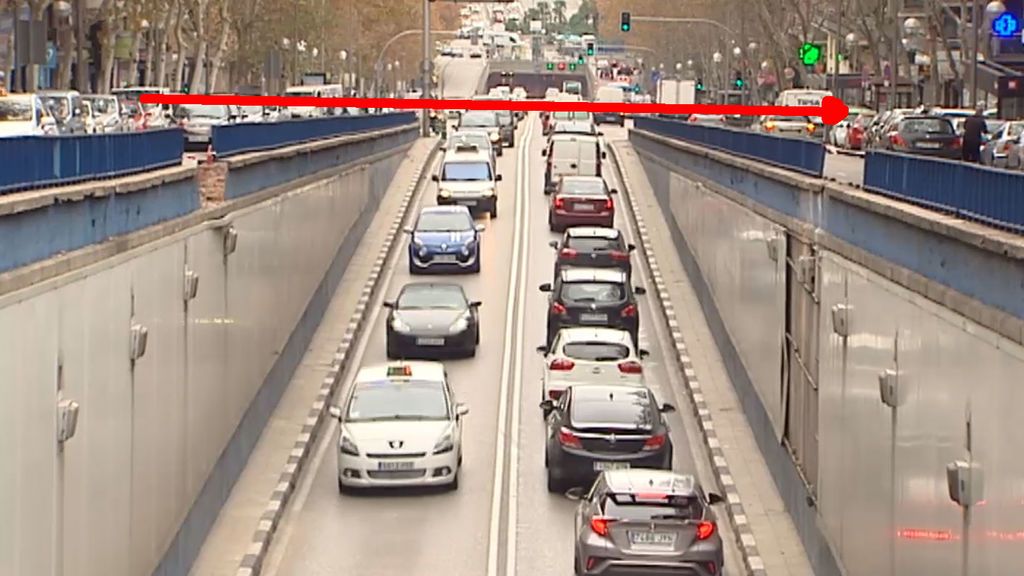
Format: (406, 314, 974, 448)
(566, 236, 621, 252)
(553, 111, 590, 121)
(561, 179, 606, 196)
(563, 342, 630, 361)
(552, 140, 597, 161)
(442, 161, 492, 181)
(41, 96, 70, 119)
(603, 497, 703, 521)
(346, 380, 449, 421)
(901, 118, 953, 135)
(495, 110, 513, 124)
(417, 211, 473, 231)
(461, 111, 498, 127)
(173, 104, 229, 119)
(451, 133, 489, 148)
(570, 388, 654, 428)
(85, 97, 116, 114)
(0, 99, 33, 121)
(561, 281, 623, 303)
(397, 286, 466, 309)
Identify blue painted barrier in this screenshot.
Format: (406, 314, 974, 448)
(633, 115, 826, 177)
(864, 150, 1024, 233)
(211, 112, 417, 157)
(0, 129, 184, 195)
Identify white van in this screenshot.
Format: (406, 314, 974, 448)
(284, 84, 343, 118)
(433, 144, 502, 217)
(541, 133, 605, 193)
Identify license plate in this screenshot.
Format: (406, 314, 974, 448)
(416, 337, 445, 346)
(594, 461, 630, 471)
(580, 313, 608, 323)
(378, 461, 415, 470)
(459, 199, 478, 206)
(434, 255, 458, 262)
(916, 141, 941, 149)
(574, 203, 596, 212)
(629, 531, 676, 546)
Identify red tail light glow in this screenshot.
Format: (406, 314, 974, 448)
(548, 389, 564, 400)
(610, 251, 630, 261)
(696, 521, 716, 540)
(590, 516, 613, 536)
(897, 528, 958, 541)
(688, 115, 698, 122)
(605, 198, 613, 210)
(618, 361, 643, 374)
(551, 301, 567, 315)
(951, 137, 962, 149)
(889, 132, 906, 148)
(621, 304, 637, 317)
(549, 358, 575, 371)
(554, 196, 565, 210)
(560, 248, 578, 258)
(558, 427, 583, 448)
(642, 434, 666, 451)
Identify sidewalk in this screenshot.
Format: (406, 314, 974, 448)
(613, 142, 815, 576)
(189, 138, 438, 576)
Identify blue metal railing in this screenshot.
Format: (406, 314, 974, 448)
(0, 129, 184, 195)
(211, 112, 417, 158)
(633, 116, 826, 177)
(864, 150, 1024, 233)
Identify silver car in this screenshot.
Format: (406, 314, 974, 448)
(567, 469, 725, 576)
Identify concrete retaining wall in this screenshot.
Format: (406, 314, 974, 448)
(0, 141, 412, 576)
(632, 130, 1024, 576)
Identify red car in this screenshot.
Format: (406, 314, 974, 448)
(547, 176, 616, 232)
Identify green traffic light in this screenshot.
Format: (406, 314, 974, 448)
(799, 42, 821, 66)
(569, 62, 577, 71)
(546, 62, 554, 70)
(578, 55, 585, 64)
(620, 24, 630, 32)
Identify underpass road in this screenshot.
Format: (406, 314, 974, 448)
(824, 151, 865, 185)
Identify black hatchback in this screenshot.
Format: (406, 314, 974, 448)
(540, 267, 645, 347)
(541, 384, 675, 493)
(549, 226, 635, 279)
(882, 115, 962, 159)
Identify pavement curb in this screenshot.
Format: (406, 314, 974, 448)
(234, 138, 441, 576)
(608, 142, 768, 576)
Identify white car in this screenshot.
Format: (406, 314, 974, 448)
(328, 362, 469, 492)
(537, 327, 648, 409)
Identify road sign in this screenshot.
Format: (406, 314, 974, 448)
(799, 42, 821, 66)
(992, 12, 1019, 38)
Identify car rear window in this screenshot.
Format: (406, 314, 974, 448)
(442, 161, 492, 181)
(900, 118, 953, 134)
(563, 342, 630, 361)
(603, 497, 703, 521)
(553, 111, 589, 121)
(560, 179, 606, 196)
(565, 236, 622, 252)
(561, 281, 624, 303)
(570, 388, 654, 427)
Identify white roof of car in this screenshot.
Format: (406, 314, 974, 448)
(565, 226, 621, 239)
(443, 146, 491, 162)
(556, 326, 634, 346)
(549, 133, 599, 143)
(560, 267, 627, 283)
(354, 361, 446, 384)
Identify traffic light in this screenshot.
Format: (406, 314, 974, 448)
(734, 72, 744, 89)
(799, 42, 821, 66)
(577, 54, 585, 64)
(546, 61, 554, 71)
(557, 62, 566, 71)
(620, 11, 631, 32)
(586, 41, 595, 56)
(696, 78, 705, 91)
(569, 62, 577, 71)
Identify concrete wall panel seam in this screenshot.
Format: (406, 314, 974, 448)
(608, 142, 764, 576)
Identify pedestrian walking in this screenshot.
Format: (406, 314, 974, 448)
(961, 106, 987, 163)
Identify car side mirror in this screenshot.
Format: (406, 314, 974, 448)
(536, 344, 548, 354)
(610, 188, 619, 194)
(431, 174, 439, 182)
(639, 349, 650, 358)
(541, 148, 548, 156)
(475, 224, 486, 232)
(382, 301, 395, 308)
(628, 243, 636, 251)
(549, 240, 559, 249)
(539, 283, 552, 292)
(495, 174, 503, 181)
(470, 300, 482, 307)
(328, 406, 343, 420)
(544, 188, 553, 195)
(565, 486, 586, 501)
(597, 131, 605, 136)
(601, 151, 607, 159)
(707, 492, 725, 505)
(634, 286, 647, 295)
(539, 399, 554, 412)
(660, 403, 676, 413)
(456, 403, 470, 417)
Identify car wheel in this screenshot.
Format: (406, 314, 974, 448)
(546, 469, 564, 493)
(466, 343, 477, 358)
(409, 260, 419, 275)
(338, 477, 352, 494)
(449, 470, 460, 491)
(490, 200, 497, 219)
(574, 553, 584, 576)
(496, 147, 503, 157)
(386, 338, 400, 360)
(470, 257, 481, 274)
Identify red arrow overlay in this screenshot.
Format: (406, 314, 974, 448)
(139, 94, 850, 126)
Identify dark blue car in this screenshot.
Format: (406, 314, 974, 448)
(406, 205, 485, 274)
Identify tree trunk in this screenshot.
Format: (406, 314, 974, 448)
(188, 0, 208, 91)
(173, 0, 187, 90)
(206, 0, 230, 92)
(57, 21, 74, 89)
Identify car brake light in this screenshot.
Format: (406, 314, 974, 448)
(618, 360, 642, 374)
(558, 427, 582, 448)
(551, 301, 567, 314)
(554, 196, 565, 210)
(952, 137, 962, 149)
(560, 247, 577, 258)
(696, 521, 716, 540)
(590, 516, 613, 536)
(610, 251, 630, 261)
(1001, 141, 1012, 153)
(688, 114, 698, 122)
(642, 434, 666, 451)
(549, 358, 575, 371)
(889, 132, 906, 148)
(605, 198, 613, 210)
(621, 304, 637, 317)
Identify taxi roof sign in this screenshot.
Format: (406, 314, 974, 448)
(387, 365, 413, 377)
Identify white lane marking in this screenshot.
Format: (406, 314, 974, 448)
(259, 154, 438, 575)
(504, 114, 533, 576)
(486, 115, 531, 576)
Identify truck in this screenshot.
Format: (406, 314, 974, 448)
(656, 79, 695, 105)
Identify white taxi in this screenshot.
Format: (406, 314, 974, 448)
(537, 327, 648, 411)
(328, 362, 468, 492)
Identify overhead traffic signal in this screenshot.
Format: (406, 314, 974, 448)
(577, 54, 585, 64)
(696, 78, 705, 91)
(586, 41, 595, 56)
(734, 72, 744, 89)
(557, 62, 566, 71)
(620, 11, 631, 32)
(799, 42, 821, 66)
(569, 62, 577, 71)
(546, 61, 554, 71)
